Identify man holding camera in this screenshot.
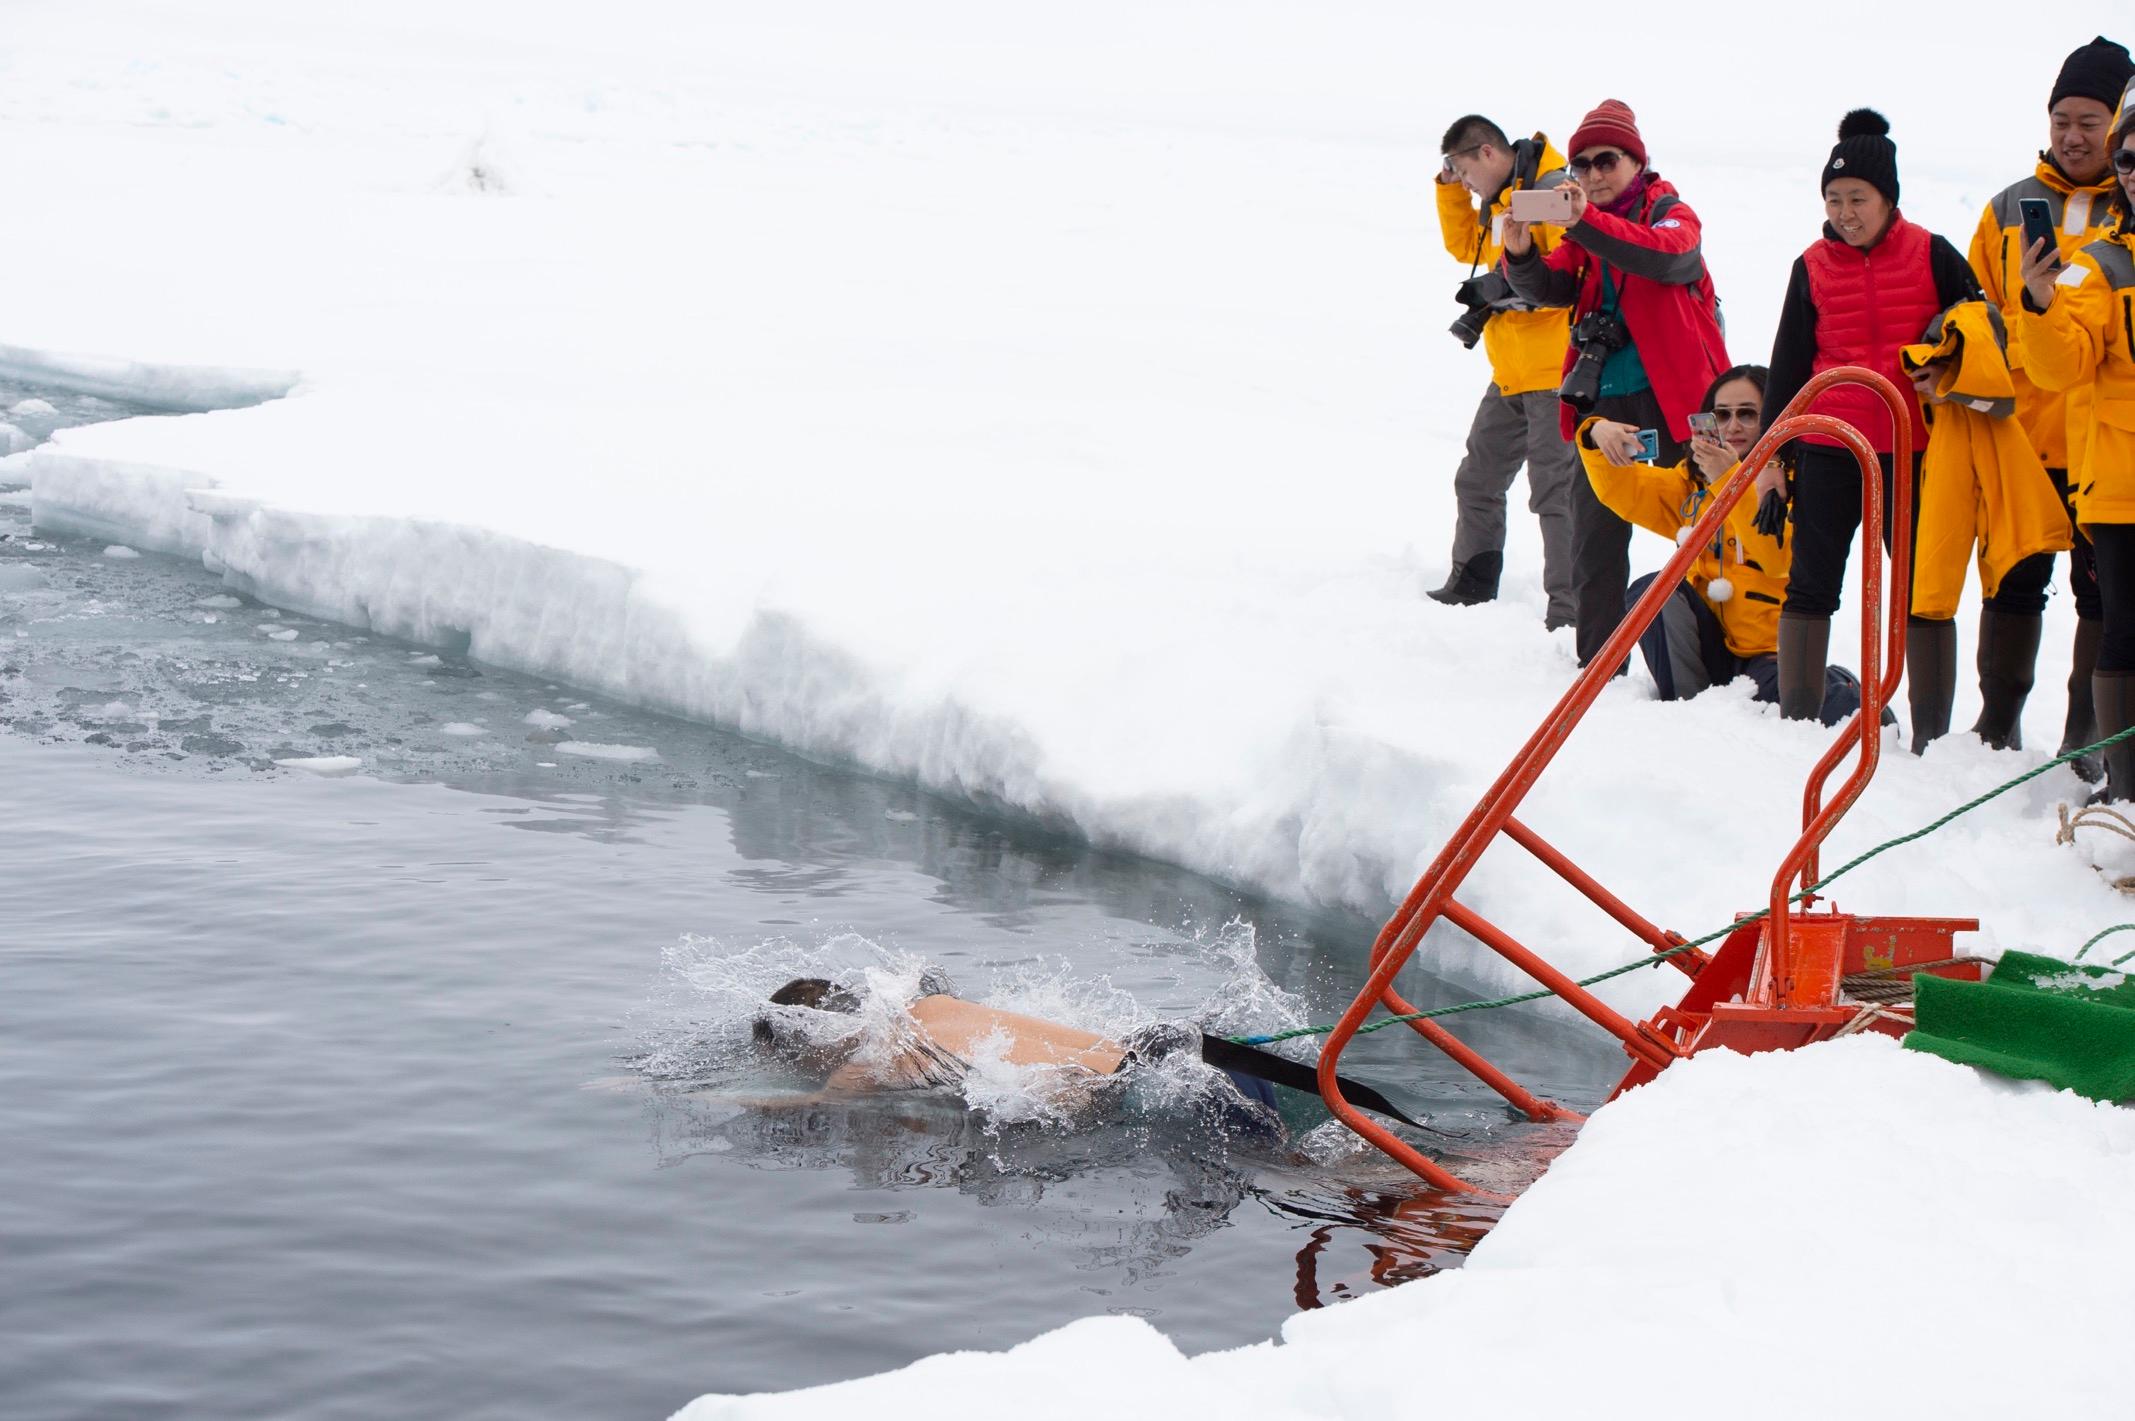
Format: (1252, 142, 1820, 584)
(1501, 100, 1729, 671)
(1427, 116, 1578, 627)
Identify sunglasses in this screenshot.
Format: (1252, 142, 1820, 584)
(1711, 406, 1760, 425)
(2115, 149, 2135, 175)
(1570, 150, 1628, 175)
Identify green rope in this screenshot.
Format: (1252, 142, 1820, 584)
(2073, 923, 2135, 966)
(1229, 723, 2135, 1049)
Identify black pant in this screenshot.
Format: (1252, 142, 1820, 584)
(2093, 523, 2135, 674)
(1570, 385, 1684, 667)
(1781, 444, 1920, 620)
(1981, 467, 2101, 620)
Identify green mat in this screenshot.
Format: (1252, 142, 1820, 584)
(1905, 949, 2135, 1103)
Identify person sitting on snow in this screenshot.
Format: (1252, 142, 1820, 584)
(1576, 363, 1867, 725)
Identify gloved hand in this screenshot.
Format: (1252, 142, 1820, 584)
(1754, 487, 1790, 548)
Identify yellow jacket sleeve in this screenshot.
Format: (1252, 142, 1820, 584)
(1436, 178, 1488, 266)
(2020, 258, 2113, 393)
(1967, 203, 2006, 313)
(1574, 419, 1696, 541)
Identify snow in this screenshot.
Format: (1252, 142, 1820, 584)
(552, 740, 659, 762)
(271, 755, 364, 775)
(675, 1038, 2135, 1421)
(7, 1, 2132, 1413)
(437, 721, 486, 737)
(101, 544, 139, 559)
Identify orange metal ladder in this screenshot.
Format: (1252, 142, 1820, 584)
(1320, 368, 1980, 1195)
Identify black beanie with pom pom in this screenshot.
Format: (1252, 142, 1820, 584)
(1822, 108, 1898, 207)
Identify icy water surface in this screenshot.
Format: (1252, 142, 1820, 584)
(0, 405, 1618, 1420)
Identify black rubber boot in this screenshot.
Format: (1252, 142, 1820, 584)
(1906, 616, 1957, 755)
(1777, 615, 1829, 722)
(2090, 671, 2135, 804)
(1970, 607, 2042, 751)
(2062, 618, 2104, 782)
(1426, 551, 1502, 607)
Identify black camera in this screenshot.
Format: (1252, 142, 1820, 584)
(1449, 271, 1516, 349)
(1559, 309, 1631, 414)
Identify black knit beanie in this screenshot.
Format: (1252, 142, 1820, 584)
(1822, 109, 1898, 207)
(2050, 36, 2134, 112)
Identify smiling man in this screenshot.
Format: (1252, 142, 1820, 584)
(1966, 35, 2135, 772)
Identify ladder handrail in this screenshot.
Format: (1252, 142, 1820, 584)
(1317, 367, 1912, 1194)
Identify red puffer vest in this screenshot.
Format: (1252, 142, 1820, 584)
(1800, 213, 1938, 453)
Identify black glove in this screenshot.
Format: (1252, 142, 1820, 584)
(1754, 487, 1790, 548)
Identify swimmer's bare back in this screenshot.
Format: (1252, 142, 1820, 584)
(822, 995, 1127, 1092)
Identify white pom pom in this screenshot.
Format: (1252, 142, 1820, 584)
(1675, 528, 1694, 547)
(1707, 577, 1734, 603)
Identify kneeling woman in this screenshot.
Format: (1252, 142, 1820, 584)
(1577, 364, 1864, 723)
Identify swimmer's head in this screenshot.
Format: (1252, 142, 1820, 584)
(751, 977, 864, 1062)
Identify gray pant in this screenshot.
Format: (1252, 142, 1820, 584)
(1448, 384, 1576, 624)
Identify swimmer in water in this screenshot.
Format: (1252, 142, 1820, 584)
(751, 972, 1286, 1127)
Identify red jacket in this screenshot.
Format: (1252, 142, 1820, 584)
(1799, 214, 1941, 453)
(1502, 175, 1730, 440)
(1762, 213, 1982, 455)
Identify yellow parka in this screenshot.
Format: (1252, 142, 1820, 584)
(1968, 160, 2123, 469)
(2018, 226, 2135, 527)
(1899, 301, 2074, 619)
(1575, 418, 1789, 659)
(1436, 134, 1573, 397)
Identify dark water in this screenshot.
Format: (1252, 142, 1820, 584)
(0, 394, 1618, 1420)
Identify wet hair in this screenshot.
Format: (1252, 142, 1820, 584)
(752, 977, 861, 1048)
(1700, 364, 1769, 414)
(1440, 115, 1509, 156)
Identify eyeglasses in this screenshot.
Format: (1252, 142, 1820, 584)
(1569, 150, 1628, 175)
(2114, 149, 2135, 175)
(1711, 406, 1760, 426)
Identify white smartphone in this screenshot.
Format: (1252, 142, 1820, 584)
(1507, 187, 1576, 223)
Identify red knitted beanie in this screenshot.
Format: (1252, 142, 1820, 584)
(1568, 99, 1646, 166)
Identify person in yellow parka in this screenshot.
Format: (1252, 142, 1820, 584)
(1899, 300, 2074, 753)
(2015, 75, 2135, 801)
(1428, 116, 1577, 626)
(1967, 35, 2134, 769)
(1576, 364, 1867, 725)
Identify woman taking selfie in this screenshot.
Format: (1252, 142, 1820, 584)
(1578, 364, 1864, 723)
(2018, 83, 2135, 800)
(1760, 110, 1982, 746)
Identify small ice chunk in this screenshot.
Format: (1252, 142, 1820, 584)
(102, 545, 140, 559)
(523, 708, 574, 729)
(884, 809, 919, 822)
(535, 761, 558, 768)
(7, 398, 56, 419)
(408, 654, 442, 667)
(553, 741, 659, 762)
(439, 722, 485, 737)
(273, 755, 363, 775)
(260, 627, 299, 641)
(195, 594, 242, 609)
(258, 608, 280, 618)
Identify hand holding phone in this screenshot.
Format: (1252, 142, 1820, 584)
(2017, 197, 2059, 272)
(1632, 428, 1661, 463)
(1508, 186, 1576, 224)
(1686, 412, 1718, 440)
